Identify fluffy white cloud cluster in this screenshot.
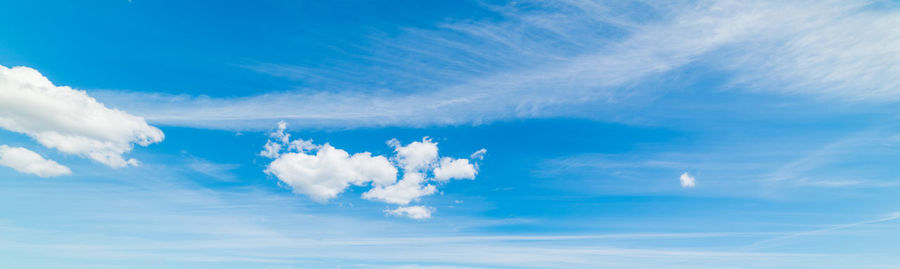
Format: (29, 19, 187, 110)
(0, 145, 71, 177)
(261, 122, 484, 218)
(0, 65, 163, 169)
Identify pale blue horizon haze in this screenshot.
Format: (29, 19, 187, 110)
(2, 0, 900, 268)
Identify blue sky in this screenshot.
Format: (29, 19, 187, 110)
(2, 0, 900, 268)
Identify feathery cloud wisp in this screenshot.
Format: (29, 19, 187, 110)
(91, 1, 900, 130)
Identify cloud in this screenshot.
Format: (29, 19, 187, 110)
(0, 157, 866, 268)
(362, 137, 478, 205)
(259, 121, 293, 158)
(385, 206, 434, 220)
(389, 137, 439, 173)
(715, 1, 900, 101)
(362, 173, 437, 205)
(89, 1, 900, 131)
(0, 65, 163, 168)
(0, 145, 71, 177)
(264, 143, 398, 203)
(470, 149, 487, 160)
(362, 138, 441, 205)
(261, 122, 481, 217)
(743, 211, 900, 251)
(680, 172, 695, 188)
(433, 157, 477, 182)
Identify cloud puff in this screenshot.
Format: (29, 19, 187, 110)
(362, 172, 437, 205)
(0, 65, 163, 168)
(385, 206, 434, 220)
(262, 122, 483, 218)
(680, 172, 696, 188)
(363, 138, 483, 205)
(362, 138, 442, 205)
(432, 157, 477, 182)
(266, 144, 398, 202)
(389, 138, 439, 172)
(0, 145, 71, 177)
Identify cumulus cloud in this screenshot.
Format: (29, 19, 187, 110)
(433, 157, 477, 182)
(0, 65, 163, 168)
(362, 173, 437, 205)
(389, 138, 439, 172)
(361, 137, 441, 205)
(385, 206, 434, 220)
(0, 145, 71, 177)
(262, 122, 482, 218)
(680, 172, 696, 188)
(259, 121, 291, 158)
(265, 144, 397, 203)
(362, 138, 483, 205)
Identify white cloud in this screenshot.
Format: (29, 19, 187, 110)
(259, 121, 290, 158)
(389, 137, 439, 173)
(433, 157, 477, 182)
(261, 122, 482, 216)
(362, 173, 437, 205)
(265, 144, 398, 203)
(362, 137, 474, 205)
(91, 1, 900, 130)
(385, 206, 434, 220)
(470, 149, 487, 160)
(0, 145, 71, 177)
(680, 172, 695, 188)
(715, 1, 900, 101)
(0, 65, 163, 168)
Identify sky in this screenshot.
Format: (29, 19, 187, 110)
(2, 0, 900, 268)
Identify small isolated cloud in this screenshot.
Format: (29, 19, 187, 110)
(470, 149, 487, 160)
(262, 122, 482, 218)
(0, 145, 71, 177)
(432, 157, 477, 182)
(680, 172, 696, 188)
(386, 206, 434, 220)
(0, 65, 163, 168)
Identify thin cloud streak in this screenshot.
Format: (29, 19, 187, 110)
(0, 164, 819, 269)
(92, 1, 900, 130)
(742, 212, 900, 251)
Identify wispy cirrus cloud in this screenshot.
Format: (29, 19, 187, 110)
(89, 0, 900, 130)
(0, 147, 892, 269)
(743, 212, 900, 251)
(0, 175, 834, 269)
